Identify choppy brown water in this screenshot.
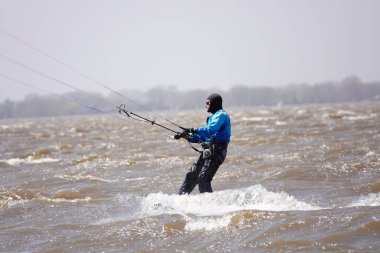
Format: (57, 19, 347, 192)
(1, 102, 380, 252)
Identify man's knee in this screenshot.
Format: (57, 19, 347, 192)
(198, 170, 211, 184)
(198, 173, 212, 193)
(185, 170, 197, 182)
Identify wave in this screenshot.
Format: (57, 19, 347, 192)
(140, 185, 321, 221)
(348, 193, 380, 207)
(0, 188, 92, 208)
(71, 154, 98, 165)
(344, 113, 377, 121)
(141, 185, 321, 217)
(55, 174, 118, 183)
(0, 156, 60, 165)
(39, 196, 92, 204)
(322, 111, 377, 121)
(93, 186, 380, 232)
(140, 185, 322, 231)
(0, 189, 36, 208)
(241, 116, 277, 122)
(94, 185, 322, 231)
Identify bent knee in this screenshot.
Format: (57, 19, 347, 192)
(198, 171, 211, 184)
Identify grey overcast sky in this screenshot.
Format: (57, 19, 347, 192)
(0, 0, 379, 101)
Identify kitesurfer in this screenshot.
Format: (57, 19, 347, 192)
(174, 93, 231, 194)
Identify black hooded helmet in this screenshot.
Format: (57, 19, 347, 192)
(207, 93, 223, 113)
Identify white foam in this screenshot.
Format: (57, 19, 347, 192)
(185, 215, 233, 231)
(56, 174, 118, 183)
(241, 116, 277, 122)
(1, 156, 60, 165)
(337, 110, 356, 116)
(348, 193, 380, 207)
(0, 198, 28, 208)
(297, 109, 306, 114)
(92, 216, 129, 225)
(141, 185, 321, 217)
(140, 185, 322, 231)
(275, 120, 287, 126)
(344, 113, 377, 121)
(39, 196, 92, 203)
(124, 177, 146, 182)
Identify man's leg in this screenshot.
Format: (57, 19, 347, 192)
(198, 159, 220, 193)
(198, 144, 227, 193)
(179, 154, 204, 195)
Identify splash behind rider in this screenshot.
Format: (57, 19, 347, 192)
(174, 93, 231, 194)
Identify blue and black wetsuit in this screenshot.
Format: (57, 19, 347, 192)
(179, 108, 231, 194)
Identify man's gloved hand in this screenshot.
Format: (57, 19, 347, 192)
(174, 128, 197, 140)
(174, 130, 189, 140)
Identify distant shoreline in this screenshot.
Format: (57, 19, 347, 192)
(1, 76, 380, 119)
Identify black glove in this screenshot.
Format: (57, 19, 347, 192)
(174, 130, 189, 140)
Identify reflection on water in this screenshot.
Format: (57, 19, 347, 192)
(1, 102, 380, 252)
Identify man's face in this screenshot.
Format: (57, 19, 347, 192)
(205, 99, 211, 112)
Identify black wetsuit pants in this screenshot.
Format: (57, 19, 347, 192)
(179, 142, 228, 194)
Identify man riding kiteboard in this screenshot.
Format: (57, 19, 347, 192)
(174, 93, 231, 194)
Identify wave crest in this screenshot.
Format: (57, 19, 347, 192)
(142, 185, 321, 217)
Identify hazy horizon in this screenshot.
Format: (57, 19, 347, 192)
(1, 0, 379, 102)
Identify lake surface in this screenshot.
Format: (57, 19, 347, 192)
(1, 102, 380, 252)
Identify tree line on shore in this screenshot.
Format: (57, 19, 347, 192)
(1, 76, 380, 119)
